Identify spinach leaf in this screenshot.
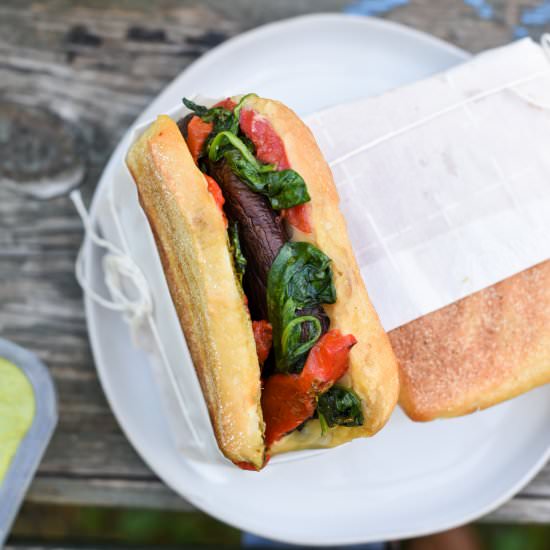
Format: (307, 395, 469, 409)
(183, 98, 236, 131)
(233, 93, 257, 120)
(183, 94, 311, 210)
(225, 148, 310, 210)
(183, 95, 310, 210)
(182, 94, 257, 137)
(318, 409, 329, 435)
(228, 222, 247, 285)
(182, 97, 241, 158)
(259, 168, 311, 210)
(281, 314, 322, 368)
(317, 386, 364, 432)
(267, 242, 336, 373)
(285, 244, 335, 306)
(181, 98, 211, 117)
(209, 131, 262, 168)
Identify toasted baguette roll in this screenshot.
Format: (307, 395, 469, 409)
(127, 97, 400, 465)
(126, 116, 264, 468)
(391, 261, 550, 421)
(242, 97, 400, 454)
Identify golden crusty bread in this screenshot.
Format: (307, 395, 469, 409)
(243, 97, 400, 454)
(126, 98, 401, 463)
(390, 260, 550, 421)
(126, 116, 265, 468)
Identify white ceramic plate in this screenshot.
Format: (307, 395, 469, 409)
(84, 14, 550, 545)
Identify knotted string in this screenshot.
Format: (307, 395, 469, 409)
(71, 190, 153, 323)
(70, 189, 202, 448)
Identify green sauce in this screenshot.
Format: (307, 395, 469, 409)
(0, 357, 35, 484)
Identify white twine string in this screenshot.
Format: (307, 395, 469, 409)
(70, 189, 202, 448)
(329, 37, 550, 168)
(71, 190, 152, 319)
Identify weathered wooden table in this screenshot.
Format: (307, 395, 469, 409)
(2, 0, 549, 527)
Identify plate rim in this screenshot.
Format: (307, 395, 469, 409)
(82, 13, 549, 545)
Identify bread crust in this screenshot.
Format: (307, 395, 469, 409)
(243, 97, 400, 453)
(390, 261, 550, 421)
(126, 116, 264, 468)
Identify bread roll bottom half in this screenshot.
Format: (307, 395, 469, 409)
(126, 94, 400, 470)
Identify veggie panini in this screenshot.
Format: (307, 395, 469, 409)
(126, 94, 399, 470)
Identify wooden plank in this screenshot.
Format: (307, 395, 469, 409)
(0, 0, 549, 520)
(522, 465, 550, 498)
(26, 476, 193, 511)
(483, 496, 550, 524)
(24, 466, 550, 522)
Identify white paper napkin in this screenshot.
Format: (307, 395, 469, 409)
(305, 37, 550, 330)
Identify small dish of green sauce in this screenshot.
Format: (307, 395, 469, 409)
(0, 357, 36, 484)
(0, 339, 57, 546)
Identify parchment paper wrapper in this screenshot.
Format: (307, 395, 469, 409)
(306, 37, 550, 331)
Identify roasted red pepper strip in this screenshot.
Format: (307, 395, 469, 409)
(186, 116, 213, 164)
(204, 174, 225, 208)
(281, 203, 312, 234)
(233, 460, 259, 471)
(214, 97, 237, 110)
(262, 373, 316, 447)
(186, 99, 237, 164)
(300, 330, 357, 392)
(262, 329, 357, 447)
(203, 174, 227, 228)
(239, 108, 312, 233)
(239, 108, 290, 170)
(233, 454, 271, 471)
(252, 320, 273, 365)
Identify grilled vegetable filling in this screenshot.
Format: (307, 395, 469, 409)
(179, 95, 363, 451)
